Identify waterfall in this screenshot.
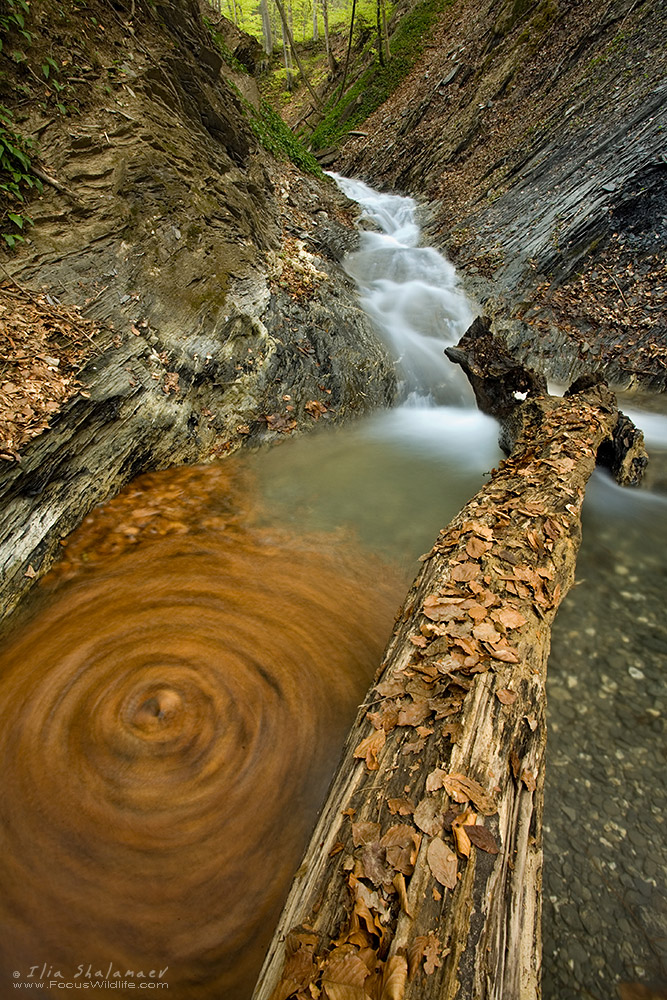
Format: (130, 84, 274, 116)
(329, 172, 476, 406)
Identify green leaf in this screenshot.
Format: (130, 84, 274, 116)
(3, 233, 16, 247)
(42, 62, 50, 79)
(11, 147, 30, 170)
(8, 213, 24, 228)
(56, 103, 67, 114)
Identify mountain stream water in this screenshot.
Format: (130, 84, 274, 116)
(0, 176, 665, 1000)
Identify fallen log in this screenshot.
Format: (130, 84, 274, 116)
(252, 317, 647, 1000)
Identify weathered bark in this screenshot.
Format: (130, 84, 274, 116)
(253, 319, 647, 1000)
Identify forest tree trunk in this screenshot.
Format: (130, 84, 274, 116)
(322, 0, 337, 73)
(261, 0, 273, 54)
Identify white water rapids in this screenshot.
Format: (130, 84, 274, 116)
(332, 172, 475, 405)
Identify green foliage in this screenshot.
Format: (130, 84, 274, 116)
(41, 54, 60, 79)
(202, 17, 248, 72)
(0, 106, 42, 247)
(0, 0, 32, 52)
(247, 97, 323, 174)
(310, 0, 451, 149)
(202, 15, 321, 174)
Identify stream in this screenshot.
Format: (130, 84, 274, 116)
(0, 176, 665, 1000)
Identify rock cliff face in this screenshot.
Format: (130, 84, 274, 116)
(0, 0, 396, 617)
(335, 0, 666, 390)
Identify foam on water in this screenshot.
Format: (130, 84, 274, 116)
(329, 171, 475, 405)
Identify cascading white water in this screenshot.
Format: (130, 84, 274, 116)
(329, 172, 475, 406)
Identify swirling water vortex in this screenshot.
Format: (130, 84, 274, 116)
(0, 462, 402, 997)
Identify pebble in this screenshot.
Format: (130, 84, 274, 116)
(542, 469, 667, 1000)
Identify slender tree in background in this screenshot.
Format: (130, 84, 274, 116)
(321, 0, 337, 73)
(274, 0, 323, 106)
(312, 0, 318, 42)
(260, 0, 273, 54)
(281, 17, 295, 88)
(376, 0, 384, 65)
(338, 0, 356, 98)
(379, 0, 390, 63)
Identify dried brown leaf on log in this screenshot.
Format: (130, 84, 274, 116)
(521, 769, 537, 791)
(451, 562, 480, 582)
(354, 730, 386, 771)
(427, 836, 458, 889)
(413, 797, 442, 837)
(393, 872, 412, 917)
(367, 705, 399, 733)
(387, 798, 414, 816)
(359, 842, 393, 887)
(465, 602, 489, 622)
(375, 678, 406, 698)
(270, 929, 320, 1000)
(472, 621, 501, 643)
(464, 824, 500, 855)
(347, 876, 389, 951)
(422, 595, 464, 622)
(322, 944, 370, 990)
(496, 688, 517, 705)
(451, 807, 476, 857)
(380, 955, 408, 1000)
(466, 535, 492, 559)
(425, 767, 447, 793)
(408, 932, 445, 978)
(305, 399, 328, 420)
(485, 642, 520, 663)
(490, 606, 528, 629)
(381, 825, 421, 876)
(352, 821, 382, 847)
(465, 520, 494, 540)
(397, 698, 432, 727)
(442, 773, 498, 815)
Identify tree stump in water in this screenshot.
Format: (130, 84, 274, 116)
(253, 317, 647, 1000)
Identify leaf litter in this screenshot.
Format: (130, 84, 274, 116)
(0, 282, 102, 461)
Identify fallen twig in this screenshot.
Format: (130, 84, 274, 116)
(32, 166, 82, 204)
(600, 263, 629, 308)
